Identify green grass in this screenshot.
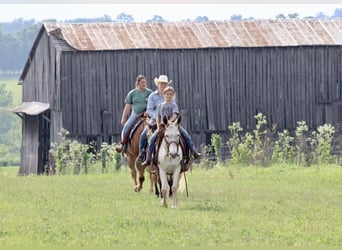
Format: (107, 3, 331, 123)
(0, 77, 22, 105)
(0, 164, 341, 247)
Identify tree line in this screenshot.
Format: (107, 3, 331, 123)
(0, 9, 341, 74)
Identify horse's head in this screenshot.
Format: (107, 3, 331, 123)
(163, 116, 182, 159)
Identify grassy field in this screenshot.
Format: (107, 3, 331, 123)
(0, 77, 22, 105)
(0, 164, 341, 247)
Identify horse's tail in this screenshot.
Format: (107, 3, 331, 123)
(178, 172, 187, 194)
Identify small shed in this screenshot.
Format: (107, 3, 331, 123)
(14, 19, 342, 174)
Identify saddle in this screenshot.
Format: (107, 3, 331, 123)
(151, 125, 191, 172)
(128, 116, 145, 140)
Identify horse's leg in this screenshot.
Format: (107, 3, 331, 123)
(171, 167, 181, 208)
(149, 171, 154, 193)
(135, 162, 145, 192)
(127, 156, 138, 191)
(159, 168, 169, 208)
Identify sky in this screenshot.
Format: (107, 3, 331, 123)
(0, 3, 341, 23)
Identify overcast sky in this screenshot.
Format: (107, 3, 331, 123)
(0, 4, 341, 22)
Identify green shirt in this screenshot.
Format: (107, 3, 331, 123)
(125, 88, 152, 114)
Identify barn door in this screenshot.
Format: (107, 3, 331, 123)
(38, 111, 51, 174)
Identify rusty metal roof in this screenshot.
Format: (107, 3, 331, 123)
(44, 19, 342, 50)
(12, 102, 50, 115)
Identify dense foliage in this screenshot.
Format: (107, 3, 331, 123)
(0, 83, 20, 166)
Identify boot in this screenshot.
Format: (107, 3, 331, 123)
(136, 150, 146, 164)
(190, 146, 201, 159)
(141, 151, 152, 167)
(115, 143, 124, 153)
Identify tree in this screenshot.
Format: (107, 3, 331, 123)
(116, 13, 134, 23)
(231, 14, 242, 21)
(147, 15, 165, 23)
(194, 16, 209, 22)
(333, 8, 342, 18)
(276, 14, 286, 19)
(315, 12, 329, 19)
(288, 13, 299, 19)
(275, 13, 299, 19)
(0, 84, 20, 166)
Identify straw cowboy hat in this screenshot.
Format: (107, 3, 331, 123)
(154, 75, 172, 86)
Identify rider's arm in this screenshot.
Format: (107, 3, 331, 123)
(121, 104, 132, 125)
(146, 94, 155, 120)
(156, 115, 161, 127)
(169, 103, 179, 123)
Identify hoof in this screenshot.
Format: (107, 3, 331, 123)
(134, 186, 142, 192)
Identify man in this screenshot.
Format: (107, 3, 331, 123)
(136, 75, 171, 162)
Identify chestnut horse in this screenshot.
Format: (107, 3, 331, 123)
(125, 118, 147, 192)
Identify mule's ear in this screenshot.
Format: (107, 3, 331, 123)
(176, 115, 182, 125)
(163, 115, 168, 125)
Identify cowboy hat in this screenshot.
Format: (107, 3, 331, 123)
(154, 75, 172, 86)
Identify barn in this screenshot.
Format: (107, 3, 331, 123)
(13, 19, 342, 175)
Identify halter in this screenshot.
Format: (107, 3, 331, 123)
(163, 131, 181, 157)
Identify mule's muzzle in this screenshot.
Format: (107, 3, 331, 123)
(170, 152, 180, 159)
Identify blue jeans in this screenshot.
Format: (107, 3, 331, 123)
(121, 112, 138, 142)
(147, 131, 159, 155)
(138, 127, 148, 153)
(179, 126, 194, 149)
(146, 126, 194, 155)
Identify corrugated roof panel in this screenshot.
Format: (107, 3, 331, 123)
(202, 22, 225, 47)
(268, 20, 297, 46)
(74, 23, 95, 50)
(318, 19, 342, 44)
(113, 24, 135, 49)
(229, 21, 254, 46)
(149, 23, 172, 48)
(243, 21, 269, 46)
(98, 23, 121, 49)
(295, 20, 323, 45)
(223, 22, 244, 46)
(307, 19, 334, 44)
(211, 23, 233, 47)
(177, 23, 198, 48)
(44, 20, 342, 51)
(84, 23, 106, 49)
(139, 23, 161, 48)
(282, 20, 308, 45)
(124, 23, 144, 49)
(164, 23, 188, 48)
(255, 20, 282, 46)
(190, 23, 214, 47)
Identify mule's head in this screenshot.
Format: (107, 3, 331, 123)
(164, 116, 182, 158)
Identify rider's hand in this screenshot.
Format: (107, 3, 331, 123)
(121, 118, 126, 126)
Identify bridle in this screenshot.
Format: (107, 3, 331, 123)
(163, 128, 181, 157)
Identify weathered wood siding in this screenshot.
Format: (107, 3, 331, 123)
(19, 115, 39, 175)
(19, 31, 60, 174)
(59, 45, 342, 145)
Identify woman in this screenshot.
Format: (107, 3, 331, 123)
(115, 75, 152, 153)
